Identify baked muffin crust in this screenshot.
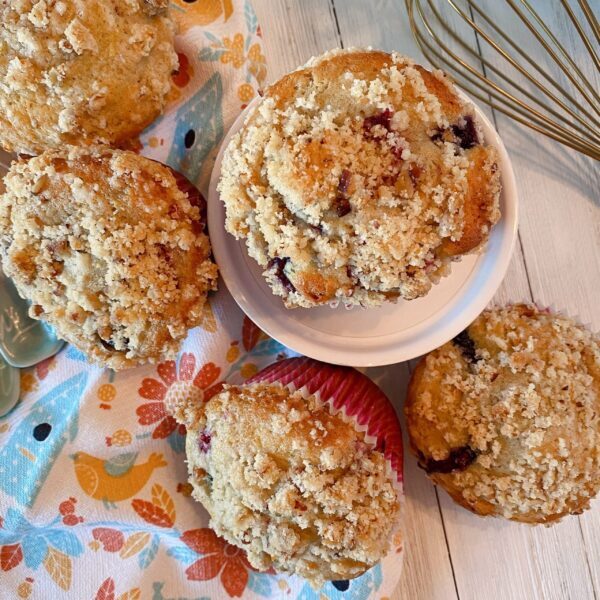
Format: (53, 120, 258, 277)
(173, 382, 401, 587)
(219, 48, 500, 308)
(0, 146, 218, 369)
(0, 0, 176, 154)
(406, 304, 600, 524)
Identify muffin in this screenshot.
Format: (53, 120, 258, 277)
(406, 304, 600, 524)
(168, 357, 403, 587)
(0, 146, 218, 369)
(218, 48, 500, 308)
(0, 0, 177, 155)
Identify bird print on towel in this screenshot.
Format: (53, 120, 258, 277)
(0, 371, 88, 507)
(166, 72, 223, 185)
(72, 451, 167, 508)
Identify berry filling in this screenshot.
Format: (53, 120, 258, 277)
(198, 430, 212, 453)
(267, 257, 296, 294)
(337, 169, 351, 194)
(452, 329, 478, 363)
(334, 196, 352, 217)
(334, 169, 352, 216)
(363, 109, 394, 138)
(420, 446, 477, 474)
(430, 115, 479, 150)
(452, 115, 479, 149)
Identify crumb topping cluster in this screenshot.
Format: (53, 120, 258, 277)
(219, 48, 500, 308)
(0, 146, 218, 369)
(0, 0, 176, 154)
(407, 304, 600, 522)
(181, 382, 400, 586)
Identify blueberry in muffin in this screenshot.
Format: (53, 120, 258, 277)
(218, 48, 500, 308)
(406, 304, 600, 524)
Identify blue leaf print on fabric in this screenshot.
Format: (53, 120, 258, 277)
(372, 562, 383, 590)
(203, 31, 221, 45)
(0, 371, 89, 506)
(246, 570, 273, 597)
(165, 72, 223, 184)
(44, 529, 84, 557)
(250, 338, 288, 358)
(244, 0, 258, 35)
(167, 430, 186, 454)
(3, 507, 28, 535)
(21, 534, 48, 569)
(65, 345, 88, 362)
(166, 545, 198, 565)
(139, 534, 160, 569)
(198, 47, 225, 62)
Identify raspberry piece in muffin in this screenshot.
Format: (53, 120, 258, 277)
(0, 146, 218, 369)
(218, 48, 501, 308)
(406, 304, 600, 524)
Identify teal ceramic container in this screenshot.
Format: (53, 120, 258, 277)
(0, 353, 19, 416)
(0, 272, 64, 368)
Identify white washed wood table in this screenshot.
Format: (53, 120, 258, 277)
(253, 1, 600, 599)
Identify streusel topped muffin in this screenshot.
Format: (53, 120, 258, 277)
(406, 304, 600, 524)
(218, 48, 500, 308)
(170, 368, 402, 587)
(0, 0, 177, 154)
(0, 146, 218, 369)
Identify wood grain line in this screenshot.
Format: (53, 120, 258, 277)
(329, 0, 344, 48)
(434, 487, 461, 599)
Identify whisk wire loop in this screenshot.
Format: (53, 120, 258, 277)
(407, 0, 600, 160)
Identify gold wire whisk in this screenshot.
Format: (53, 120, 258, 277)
(407, 0, 600, 160)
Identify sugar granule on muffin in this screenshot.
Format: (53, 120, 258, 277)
(0, 0, 177, 154)
(218, 48, 500, 308)
(169, 381, 401, 587)
(406, 304, 600, 524)
(0, 146, 218, 370)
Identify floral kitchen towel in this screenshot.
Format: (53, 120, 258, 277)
(0, 2, 403, 599)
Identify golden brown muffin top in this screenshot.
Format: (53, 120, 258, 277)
(171, 381, 401, 587)
(406, 304, 600, 524)
(219, 48, 500, 308)
(0, 0, 176, 154)
(0, 146, 218, 369)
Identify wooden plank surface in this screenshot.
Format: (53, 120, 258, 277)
(253, 1, 600, 598)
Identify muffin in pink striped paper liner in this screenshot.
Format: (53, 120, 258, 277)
(167, 357, 404, 589)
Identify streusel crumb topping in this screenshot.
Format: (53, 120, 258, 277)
(0, 0, 176, 154)
(406, 304, 600, 523)
(219, 48, 500, 308)
(0, 146, 218, 369)
(180, 382, 401, 587)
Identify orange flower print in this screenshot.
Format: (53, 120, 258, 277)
(137, 354, 223, 452)
(237, 83, 255, 104)
(220, 33, 245, 69)
(19, 372, 37, 395)
(35, 356, 55, 380)
(181, 529, 252, 597)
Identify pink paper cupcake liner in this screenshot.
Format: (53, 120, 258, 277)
(247, 356, 404, 486)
